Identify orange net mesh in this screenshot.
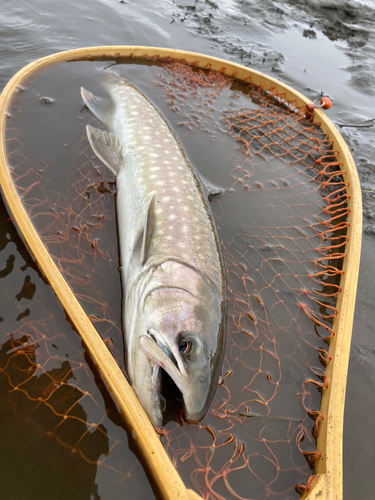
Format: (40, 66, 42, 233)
(3, 56, 349, 499)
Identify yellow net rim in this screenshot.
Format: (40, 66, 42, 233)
(0, 46, 362, 500)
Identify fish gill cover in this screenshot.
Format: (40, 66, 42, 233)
(1, 55, 348, 500)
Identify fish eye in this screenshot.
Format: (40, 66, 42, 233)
(179, 338, 192, 355)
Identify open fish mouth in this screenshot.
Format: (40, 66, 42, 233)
(139, 329, 189, 424)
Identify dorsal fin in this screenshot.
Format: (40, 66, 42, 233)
(81, 87, 113, 127)
(86, 125, 125, 176)
(140, 193, 157, 265)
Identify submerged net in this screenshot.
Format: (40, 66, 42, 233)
(2, 56, 349, 500)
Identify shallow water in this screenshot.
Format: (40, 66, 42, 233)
(0, 1, 374, 499)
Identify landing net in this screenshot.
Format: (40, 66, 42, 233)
(2, 56, 348, 499)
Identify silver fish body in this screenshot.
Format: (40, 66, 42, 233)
(81, 78, 226, 427)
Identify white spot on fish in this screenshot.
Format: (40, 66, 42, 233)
(155, 208, 163, 214)
(168, 214, 176, 221)
(162, 197, 170, 202)
(166, 236, 173, 240)
(156, 181, 164, 185)
(178, 242, 185, 248)
(150, 175, 157, 179)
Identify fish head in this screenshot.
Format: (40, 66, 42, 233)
(129, 262, 226, 427)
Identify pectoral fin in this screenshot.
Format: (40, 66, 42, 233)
(133, 193, 157, 265)
(141, 193, 157, 265)
(86, 125, 125, 176)
(81, 87, 113, 127)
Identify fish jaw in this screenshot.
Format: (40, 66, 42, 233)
(138, 330, 213, 423)
(127, 263, 225, 425)
(130, 341, 164, 428)
(128, 326, 184, 427)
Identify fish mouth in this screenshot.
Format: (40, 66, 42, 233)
(139, 329, 189, 425)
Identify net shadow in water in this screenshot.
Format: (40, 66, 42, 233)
(3, 56, 348, 500)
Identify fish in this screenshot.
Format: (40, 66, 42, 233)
(81, 76, 227, 427)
